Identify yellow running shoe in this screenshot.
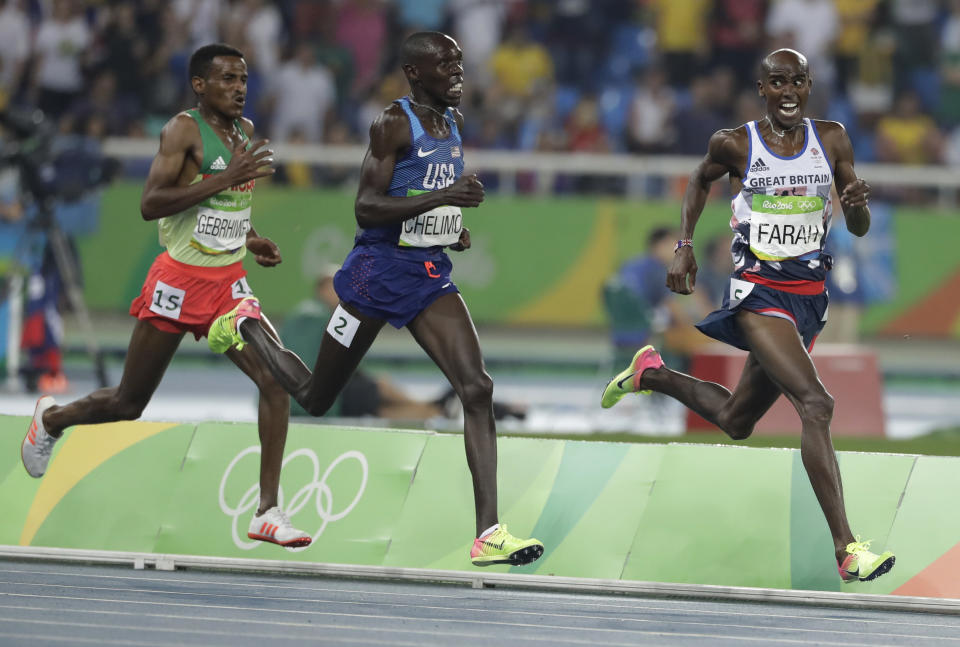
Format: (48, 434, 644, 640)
(208, 297, 261, 353)
(838, 537, 895, 582)
(470, 524, 544, 567)
(600, 344, 664, 408)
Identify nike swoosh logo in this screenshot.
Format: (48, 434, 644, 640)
(442, 282, 451, 288)
(417, 147, 438, 157)
(616, 372, 637, 389)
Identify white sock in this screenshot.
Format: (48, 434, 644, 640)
(235, 316, 249, 337)
(479, 523, 499, 539)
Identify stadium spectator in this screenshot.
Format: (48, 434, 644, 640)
(939, 0, 960, 128)
(0, 0, 30, 101)
(625, 66, 676, 154)
(833, 0, 881, 94)
(709, 0, 769, 87)
(95, 3, 149, 118)
(889, 0, 940, 103)
(875, 90, 943, 165)
(650, 0, 712, 87)
(335, 0, 388, 99)
(603, 226, 713, 373)
(393, 0, 449, 32)
(268, 42, 336, 143)
(449, 0, 506, 88)
(487, 22, 554, 144)
(31, 0, 92, 119)
(673, 75, 725, 156)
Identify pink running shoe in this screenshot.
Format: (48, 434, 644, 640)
(600, 344, 665, 408)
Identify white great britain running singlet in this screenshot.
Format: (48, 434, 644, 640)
(730, 118, 834, 286)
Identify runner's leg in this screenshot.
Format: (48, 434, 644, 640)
(239, 302, 385, 415)
(407, 293, 497, 536)
(42, 320, 184, 436)
(226, 313, 288, 514)
(734, 311, 854, 558)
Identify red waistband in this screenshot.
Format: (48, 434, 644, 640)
(157, 251, 245, 280)
(742, 274, 825, 295)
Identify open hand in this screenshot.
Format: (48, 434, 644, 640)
(226, 138, 276, 184)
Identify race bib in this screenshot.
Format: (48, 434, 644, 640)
(728, 278, 755, 308)
(190, 205, 251, 255)
(399, 205, 463, 248)
(326, 304, 360, 348)
(149, 280, 185, 319)
(230, 277, 254, 300)
(749, 195, 825, 261)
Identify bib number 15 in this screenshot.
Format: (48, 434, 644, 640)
(149, 280, 186, 319)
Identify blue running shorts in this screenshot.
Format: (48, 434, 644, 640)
(695, 278, 829, 352)
(333, 246, 460, 328)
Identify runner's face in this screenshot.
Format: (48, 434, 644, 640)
(197, 56, 248, 120)
(418, 40, 464, 107)
(758, 60, 810, 129)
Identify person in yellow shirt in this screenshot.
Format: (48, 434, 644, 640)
(833, 0, 881, 92)
(488, 24, 553, 100)
(651, 0, 712, 86)
(875, 90, 943, 165)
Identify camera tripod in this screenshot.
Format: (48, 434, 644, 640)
(5, 199, 108, 392)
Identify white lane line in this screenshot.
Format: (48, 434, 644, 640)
(0, 591, 952, 645)
(0, 617, 426, 647)
(0, 606, 899, 647)
(0, 632, 176, 647)
(3, 579, 957, 639)
(2, 572, 956, 632)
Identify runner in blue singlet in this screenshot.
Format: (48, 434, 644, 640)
(208, 32, 544, 568)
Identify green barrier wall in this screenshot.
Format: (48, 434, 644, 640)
(82, 183, 960, 335)
(3, 417, 957, 598)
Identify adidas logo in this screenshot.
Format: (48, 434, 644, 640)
(750, 157, 769, 172)
(211, 156, 227, 171)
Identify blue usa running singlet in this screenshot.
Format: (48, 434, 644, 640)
(355, 97, 465, 254)
(730, 118, 835, 286)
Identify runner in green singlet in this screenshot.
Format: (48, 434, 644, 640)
(21, 44, 311, 549)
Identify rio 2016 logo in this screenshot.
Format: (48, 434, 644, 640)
(218, 446, 368, 551)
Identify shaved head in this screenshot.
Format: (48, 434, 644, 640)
(401, 31, 455, 67)
(760, 49, 809, 76)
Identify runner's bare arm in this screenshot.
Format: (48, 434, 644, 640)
(825, 121, 870, 237)
(667, 128, 744, 295)
(140, 114, 274, 221)
(354, 106, 483, 228)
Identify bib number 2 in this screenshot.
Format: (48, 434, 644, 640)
(326, 304, 361, 348)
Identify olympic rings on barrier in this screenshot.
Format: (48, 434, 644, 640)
(219, 446, 368, 550)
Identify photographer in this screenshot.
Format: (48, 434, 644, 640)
(0, 105, 115, 392)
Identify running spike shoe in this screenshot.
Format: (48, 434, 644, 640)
(600, 344, 664, 408)
(22, 396, 58, 478)
(208, 297, 261, 353)
(838, 537, 895, 582)
(247, 506, 312, 548)
(470, 524, 544, 567)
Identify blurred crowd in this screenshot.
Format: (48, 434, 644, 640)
(0, 0, 958, 172)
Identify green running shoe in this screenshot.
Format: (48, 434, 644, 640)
(470, 524, 544, 567)
(600, 344, 664, 409)
(208, 297, 261, 353)
(838, 537, 895, 582)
